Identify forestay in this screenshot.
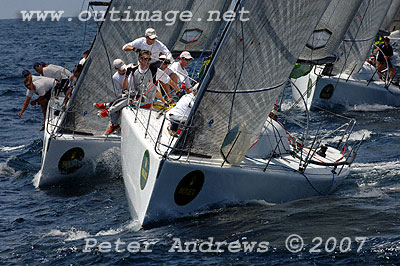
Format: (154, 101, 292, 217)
(331, 0, 392, 76)
(179, 0, 330, 162)
(299, 0, 363, 64)
(64, 0, 229, 135)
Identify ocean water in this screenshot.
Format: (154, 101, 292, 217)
(1, 18, 400, 265)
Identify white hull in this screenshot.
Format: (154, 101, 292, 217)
(121, 108, 350, 227)
(36, 97, 120, 188)
(36, 132, 120, 188)
(292, 66, 400, 111)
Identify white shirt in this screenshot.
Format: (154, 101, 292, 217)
(112, 71, 125, 94)
(170, 62, 192, 89)
(122, 37, 173, 64)
(26, 76, 56, 98)
(43, 64, 72, 81)
(156, 68, 171, 84)
(168, 93, 196, 119)
(79, 57, 86, 65)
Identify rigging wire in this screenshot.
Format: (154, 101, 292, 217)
(89, 4, 118, 96)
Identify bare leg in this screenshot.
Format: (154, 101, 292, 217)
(38, 97, 48, 123)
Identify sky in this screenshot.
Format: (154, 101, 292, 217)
(0, 0, 85, 19)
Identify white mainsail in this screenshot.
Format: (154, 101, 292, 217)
(65, 0, 229, 135)
(299, 0, 363, 64)
(381, 0, 400, 32)
(331, 0, 392, 76)
(177, 0, 330, 162)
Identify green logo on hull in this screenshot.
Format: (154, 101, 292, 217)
(140, 150, 150, 190)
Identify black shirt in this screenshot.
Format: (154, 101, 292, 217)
(377, 43, 393, 63)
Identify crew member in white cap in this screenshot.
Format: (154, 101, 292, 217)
(122, 28, 173, 79)
(112, 58, 128, 95)
(170, 51, 194, 93)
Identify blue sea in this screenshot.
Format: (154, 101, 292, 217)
(1, 18, 400, 265)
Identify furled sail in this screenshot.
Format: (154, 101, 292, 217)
(299, 0, 363, 64)
(381, 0, 400, 32)
(179, 0, 330, 162)
(331, 0, 392, 76)
(64, 0, 229, 135)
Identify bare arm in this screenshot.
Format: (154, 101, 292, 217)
(18, 96, 32, 117)
(122, 76, 129, 91)
(123, 45, 136, 52)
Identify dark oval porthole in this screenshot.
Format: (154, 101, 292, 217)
(58, 147, 85, 174)
(174, 170, 205, 206)
(319, 84, 334, 99)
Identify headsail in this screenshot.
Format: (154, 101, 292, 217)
(331, 0, 392, 76)
(179, 0, 330, 162)
(299, 0, 363, 64)
(65, 0, 229, 135)
(381, 0, 400, 32)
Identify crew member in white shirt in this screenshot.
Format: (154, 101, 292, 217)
(18, 70, 57, 130)
(34, 62, 72, 96)
(156, 54, 179, 102)
(166, 84, 198, 136)
(122, 28, 173, 79)
(34, 62, 72, 82)
(170, 51, 194, 94)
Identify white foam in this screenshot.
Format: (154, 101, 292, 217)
(0, 144, 26, 152)
(350, 104, 398, 112)
(352, 160, 400, 173)
(44, 228, 90, 241)
(44, 221, 140, 242)
(323, 129, 371, 145)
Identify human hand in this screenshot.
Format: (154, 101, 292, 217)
(18, 112, 22, 117)
(126, 67, 133, 76)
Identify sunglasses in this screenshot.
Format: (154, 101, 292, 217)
(183, 58, 192, 61)
(140, 57, 151, 62)
(161, 60, 171, 65)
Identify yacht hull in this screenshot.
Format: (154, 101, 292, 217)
(36, 131, 120, 188)
(121, 108, 349, 227)
(292, 66, 400, 111)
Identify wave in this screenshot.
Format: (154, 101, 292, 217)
(352, 160, 400, 173)
(0, 144, 26, 152)
(349, 104, 399, 112)
(43, 220, 141, 241)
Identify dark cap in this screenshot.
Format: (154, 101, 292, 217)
(33, 62, 42, 68)
(384, 37, 390, 42)
(22, 70, 31, 77)
(40, 62, 46, 66)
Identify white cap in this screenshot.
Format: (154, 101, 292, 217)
(159, 54, 167, 60)
(145, 28, 157, 39)
(113, 59, 126, 71)
(180, 51, 193, 60)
